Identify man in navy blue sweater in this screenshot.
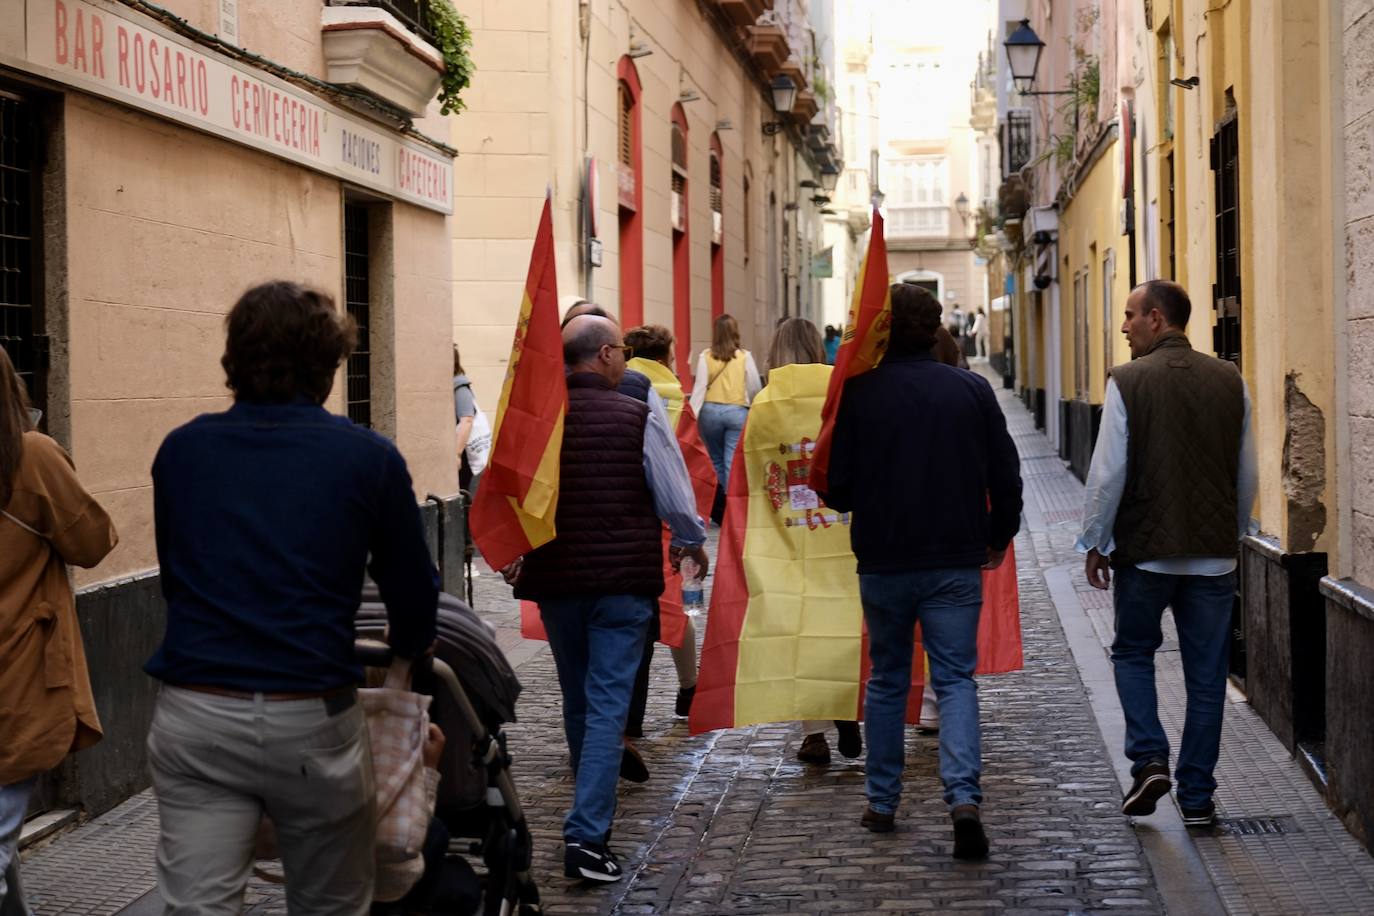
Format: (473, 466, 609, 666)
(146, 281, 438, 914)
(820, 282, 1022, 860)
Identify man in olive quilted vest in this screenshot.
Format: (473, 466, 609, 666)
(1078, 280, 1257, 829)
(513, 314, 708, 883)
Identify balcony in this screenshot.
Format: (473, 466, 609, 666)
(746, 23, 790, 75)
(790, 89, 818, 125)
(321, 3, 445, 116)
(886, 204, 949, 239)
(778, 56, 807, 92)
(715, 0, 772, 28)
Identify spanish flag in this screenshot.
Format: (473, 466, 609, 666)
(469, 194, 566, 571)
(690, 363, 1023, 734)
(809, 208, 892, 496)
(518, 356, 714, 648)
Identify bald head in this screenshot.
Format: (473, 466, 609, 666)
(561, 300, 610, 328)
(563, 314, 627, 384)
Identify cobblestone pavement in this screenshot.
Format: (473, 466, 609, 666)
(18, 368, 1374, 915)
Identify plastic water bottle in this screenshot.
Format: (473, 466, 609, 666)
(680, 558, 705, 617)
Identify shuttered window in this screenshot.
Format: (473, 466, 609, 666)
(618, 83, 634, 168)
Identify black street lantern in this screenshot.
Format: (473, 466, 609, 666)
(955, 192, 970, 222)
(763, 75, 798, 135)
(1003, 19, 1045, 94)
(819, 164, 840, 193)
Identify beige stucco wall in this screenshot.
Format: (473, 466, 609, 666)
(450, 0, 819, 403)
(1343, 0, 1374, 580)
(889, 248, 981, 318)
(62, 96, 342, 583)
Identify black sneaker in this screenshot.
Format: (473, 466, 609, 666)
(1121, 760, 1171, 816)
(835, 720, 863, 759)
(1180, 801, 1217, 828)
(951, 805, 989, 860)
(675, 685, 696, 718)
(564, 841, 623, 882)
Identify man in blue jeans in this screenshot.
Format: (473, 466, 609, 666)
(820, 283, 1022, 860)
(511, 313, 707, 882)
(1080, 280, 1256, 827)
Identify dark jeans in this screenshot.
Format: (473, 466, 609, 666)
(1110, 566, 1235, 809)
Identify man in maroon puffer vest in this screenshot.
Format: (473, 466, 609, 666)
(512, 314, 708, 883)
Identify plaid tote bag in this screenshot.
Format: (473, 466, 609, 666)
(360, 658, 432, 863)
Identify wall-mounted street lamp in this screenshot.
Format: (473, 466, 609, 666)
(819, 165, 840, 193)
(1003, 20, 1073, 96)
(762, 75, 798, 135)
(955, 192, 970, 223)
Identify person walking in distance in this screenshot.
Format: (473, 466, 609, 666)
(689, 314, 762, 496)
(511, 314, 708, 883)
(818, 284, 1022, 860)
(146, 282, 439, 914)
(971, 308, 990, 360)
(0, 347, 118, 916)
(1079, 280, 1256, 828)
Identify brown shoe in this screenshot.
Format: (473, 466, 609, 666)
(861, 806, 895, 833)
(796, 733, 831, 765)
(951, 804, 988, 860)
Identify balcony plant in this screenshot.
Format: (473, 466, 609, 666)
(427, 0, 475, 114)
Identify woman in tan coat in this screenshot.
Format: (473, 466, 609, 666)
(0, 347, 117, 914)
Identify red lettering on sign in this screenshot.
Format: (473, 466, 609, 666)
(132, 32, 144, 93)
(91, 14, 105, 79)
(116, 25, 129, 87)
(72, 8, 86, 73)
(148, 38, 160, 97)
(55, 0, 68, 65)
(162, 46, 173, 100)
(196, 61, 209, 115)
(230, 74, 240, 127)
(175, 51, 187, 109)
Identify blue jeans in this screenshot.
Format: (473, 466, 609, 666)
(860, 568, 983, 813)
(697, 402, 749, 491)
(539, 594, 654, 844)
(1110, 566, 1235, 809)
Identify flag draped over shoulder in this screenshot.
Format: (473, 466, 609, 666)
(690, 364, 1024, 735)
(469, 195, 566, 572)
(808, 209, 892, 496)
(519, 357, 714, 648)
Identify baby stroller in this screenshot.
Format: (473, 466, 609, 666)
(356, 585, 540, 916)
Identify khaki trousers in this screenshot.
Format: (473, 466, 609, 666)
(147, 686, 375, 916)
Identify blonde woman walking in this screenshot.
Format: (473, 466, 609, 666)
(689, 314, 762, 495)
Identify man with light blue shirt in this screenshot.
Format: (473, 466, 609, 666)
(1079, 280, 1257, 828)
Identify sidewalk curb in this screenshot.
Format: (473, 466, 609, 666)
(1044, 563, 1227, 916)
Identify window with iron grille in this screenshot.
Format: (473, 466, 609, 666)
(1005, 110, 1032, 175)
(1165, 151, 1176, 279)
(1211, 114, 1241, 365)
(618, 83, 634, 168)
(344, 203, 372, 427)
(329, 0, 433, 45)
(742, 172, 751, 263)
(0, 93, 44, 412)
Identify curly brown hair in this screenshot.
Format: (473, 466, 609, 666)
(624, 324, 674, 365)
(221, 282, 357, 404)
(888, 283, 943, 356)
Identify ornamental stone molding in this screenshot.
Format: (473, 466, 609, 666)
(321, 6, 444, 117)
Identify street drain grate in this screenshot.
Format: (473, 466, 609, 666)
(1215, 816, 1299, 836)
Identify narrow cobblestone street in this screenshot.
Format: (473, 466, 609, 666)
(18, 376, 1374, 915)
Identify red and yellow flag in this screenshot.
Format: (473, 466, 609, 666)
(690, 363, 1022, 735)
(469, 195, 566, 571)
(809, 208, 892, 496)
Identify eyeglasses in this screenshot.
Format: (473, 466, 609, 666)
(604, 344, 633, 358)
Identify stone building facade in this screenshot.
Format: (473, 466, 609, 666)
(0, 0, 461, 815)
(447, 0, 841, 393)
